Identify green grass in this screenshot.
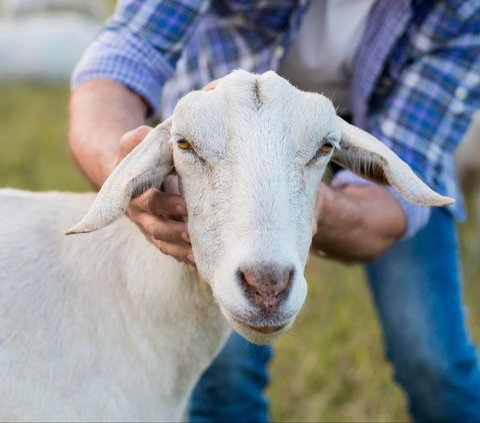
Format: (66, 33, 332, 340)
(270, 259, 408, 421)
(1, 83, 479, 422)
(0, 83, 88, 192)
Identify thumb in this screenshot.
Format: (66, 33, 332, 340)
(119, 125, 153, 158)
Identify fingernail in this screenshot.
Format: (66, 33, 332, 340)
(175, 205, 187, 215)
(187, 254, 195, 264)
(181, 232, 190, 243)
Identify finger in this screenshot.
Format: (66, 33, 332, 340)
(162, 175, 181, 195)
(311, 218, 318, 237)
(137, 212, 189, 244)
(151, 239, 194, 264)
(133, 188, 187, 217)
(119, 125, 153, 157)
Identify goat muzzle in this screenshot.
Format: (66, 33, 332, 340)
(236, 263, 294, 309)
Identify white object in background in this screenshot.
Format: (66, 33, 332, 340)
(456, 111, 480, 180)
(0, 12, 102, 81)
(1, 0, 108, 20)
(456, 111, 480, 254)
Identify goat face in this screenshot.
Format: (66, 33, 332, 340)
(172, 70, 337, 342)
(66, 70, 453, 344)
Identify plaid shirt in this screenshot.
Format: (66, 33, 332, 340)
(73, 0, 480, 221)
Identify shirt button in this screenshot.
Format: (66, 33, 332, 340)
(274, 45, 285, 59)
(455, 86, 468, 101)
(382, 76, 393, 87)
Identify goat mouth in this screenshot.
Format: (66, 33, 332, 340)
(245, 323, 287, 334)
(231, 316, 287, 334)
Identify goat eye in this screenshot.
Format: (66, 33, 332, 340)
(319, 142, 334, 154)
(177, 139, 192, 150)
(306, 140, 335, 166)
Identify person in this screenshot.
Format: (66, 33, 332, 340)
(68, 0, 480, 421)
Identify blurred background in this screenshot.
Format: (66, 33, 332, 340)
(0, 0, 479, 421)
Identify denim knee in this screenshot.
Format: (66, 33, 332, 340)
(367, 209, 480, 422)
(390, 342, 480, 422)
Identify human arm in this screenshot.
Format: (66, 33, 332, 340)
(69, 80, 147, 188)
(69, 79, 193, 262)
(69, 0, 216, 263)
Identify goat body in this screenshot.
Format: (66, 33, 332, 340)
(0, 190, 229, 421)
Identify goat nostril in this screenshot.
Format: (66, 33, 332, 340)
(286, 267, 294, 283)
(286, 267, 295, 290)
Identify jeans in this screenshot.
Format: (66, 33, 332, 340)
(188, 208, 480, 422)
(188, 333, 272, 422)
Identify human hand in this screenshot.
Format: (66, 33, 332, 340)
(118, 126, 194, 264)
(311, 181, 405, 261)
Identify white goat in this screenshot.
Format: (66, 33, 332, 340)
(0, 70, 452, 422)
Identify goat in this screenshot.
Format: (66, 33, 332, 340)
(0, 70, 452, 421)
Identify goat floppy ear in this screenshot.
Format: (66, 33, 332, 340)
(332, 117, 454, 206)
(65, 119, 173, 235)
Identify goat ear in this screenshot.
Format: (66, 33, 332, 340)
(332, 117, 454, 206)
(65, 119, 173, 235)
(202, 79, 220, 91)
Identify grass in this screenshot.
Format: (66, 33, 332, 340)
(0, 83, 88, 192)
(1, 82, 479, 422)
(270, 260, 407, 421)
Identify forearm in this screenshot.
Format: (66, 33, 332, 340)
(69, 79, 148, 188)
(312, 184, 407, 261)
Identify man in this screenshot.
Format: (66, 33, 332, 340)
(69, 0, 480, 421)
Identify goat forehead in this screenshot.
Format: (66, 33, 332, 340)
(172, 71, 337, 154)
(221, 71, 334, 125)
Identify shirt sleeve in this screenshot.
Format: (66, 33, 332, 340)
(332, 169, 432, 241)
(71, 0, 211, 115)
(365, 3, 480, 220)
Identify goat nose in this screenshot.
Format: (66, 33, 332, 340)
(237, 264, 294, 307)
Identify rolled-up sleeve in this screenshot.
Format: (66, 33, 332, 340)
(72, 0, 211, 115)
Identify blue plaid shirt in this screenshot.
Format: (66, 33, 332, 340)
(73, 0, 480, 222)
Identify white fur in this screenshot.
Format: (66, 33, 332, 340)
(0, 190, 229, 421)
(0, 70, 451, 421)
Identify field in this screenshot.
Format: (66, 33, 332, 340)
(1, 82, 479, 421)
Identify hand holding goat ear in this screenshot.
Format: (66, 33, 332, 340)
(117, 125, 193, 263)
(67, 74, 451, 237)
(0, 70, 452, 421)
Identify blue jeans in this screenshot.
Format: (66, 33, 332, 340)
(188, 333, 272, 422)
(188, 208, 480, 422)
